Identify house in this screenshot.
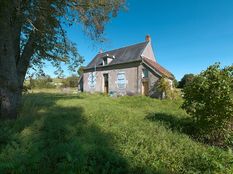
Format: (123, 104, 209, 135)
(80, 35, 174, 97)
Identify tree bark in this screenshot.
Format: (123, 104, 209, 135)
(0, 1, 21, 119)
(0, 37, 20, 119)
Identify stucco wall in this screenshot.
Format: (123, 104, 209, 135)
(83, 62, 163, 97)
(139, 64, 161, 98)
(83, 63, 140, 96)
(148, 69, 161, 98)
(141, 42, 156, 61)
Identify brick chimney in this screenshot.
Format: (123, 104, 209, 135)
(145, 34, 151, 42)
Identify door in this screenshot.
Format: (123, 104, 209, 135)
(142, 81, 149, 96)
(103, 74, 109, 94)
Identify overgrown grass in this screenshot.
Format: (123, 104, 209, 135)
(0, 92, 233, 173)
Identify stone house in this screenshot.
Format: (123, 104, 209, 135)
(80, 35, 174, 97)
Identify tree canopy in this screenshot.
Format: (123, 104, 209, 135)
(178, 73, 195, 88)
(0, 0, 125, 119)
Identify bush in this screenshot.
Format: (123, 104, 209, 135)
(182, 63, 233, 145)
(28, 75, 56, 89)
(156, 77, 180, 100)
(62, 75, 78, 88)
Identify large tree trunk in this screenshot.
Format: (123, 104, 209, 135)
(0, 88, 21, 119)
(0, 36, 21, 119)
(0, 1, 21, 119)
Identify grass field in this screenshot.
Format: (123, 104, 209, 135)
(0, 92, 233, 173)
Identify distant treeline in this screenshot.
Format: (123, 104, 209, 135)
(25, 75, 79, 89)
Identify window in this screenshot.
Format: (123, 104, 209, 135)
(117, 72, 126, 89)
(103, 58, 108, 65)
(142, 69, 149, 78)
(88, 72, 96, 88)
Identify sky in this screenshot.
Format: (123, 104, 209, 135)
(44, 0, 233, 80)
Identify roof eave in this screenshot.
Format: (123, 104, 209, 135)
(142, 59, 174, 80)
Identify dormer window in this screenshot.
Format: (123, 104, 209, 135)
(99, 54, 115, 66)
(103, 58, 108, 65)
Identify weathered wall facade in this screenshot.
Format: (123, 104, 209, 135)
(83, 61, 162, 97)
(83, 62, 142, 96)
(139, 64, 161, 98)
(81, 36, 174, 97)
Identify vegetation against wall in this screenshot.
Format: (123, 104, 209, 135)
(155, 77, 180, 100)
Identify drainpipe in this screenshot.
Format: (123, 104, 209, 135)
(137, 63, 142, 94)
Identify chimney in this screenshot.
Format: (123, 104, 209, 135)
(145, 34, 151, 42)
(99, 48, 103, 54)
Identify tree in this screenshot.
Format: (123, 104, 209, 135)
(172, 78, 179, 88)
(182, 63, 233, 144)
(0, 0, 125, 119)
(62, 75, 78, 88)
(178, 73, 195, 88)
(77, 66, 84, 77)
(33, 75, 56, 89)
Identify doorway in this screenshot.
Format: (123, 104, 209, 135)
(103, 74, 109, 94)
(142, 81, 149, 96)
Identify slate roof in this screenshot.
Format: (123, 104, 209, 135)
(84, 40, 173, 79)
(142, 57, 174, 79)
(85, 41, 148, 69)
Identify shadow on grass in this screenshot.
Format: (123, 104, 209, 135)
(26, 92, 85, 100)
(1, 94, 172, 173)
(145, 112, 196, 136)
(0, 94, 128, 173)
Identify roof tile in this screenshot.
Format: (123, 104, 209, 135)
(143, 57, 174, 79)
(85, 42, 148, 69)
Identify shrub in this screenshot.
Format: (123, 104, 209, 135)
(182, 63, 233, 145)
(156, 77, 179, 100)
(29, 75, 56, 89)
(62, 75, 78, 88)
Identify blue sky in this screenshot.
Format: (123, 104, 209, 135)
(44, 0, 233, 80)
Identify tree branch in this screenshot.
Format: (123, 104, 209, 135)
(17, 32, 36, 87)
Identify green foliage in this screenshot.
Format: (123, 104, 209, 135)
(178, 73, 195, 88)
(0, 0, 126, 119)
(29, 75, 56, 89)
(62, 75, 79, 88)
(77, 66, 84, 77)
(156, 77, 179, 100)
(182, 63, 233, 145)
(172, 78, 179, 88)
(27, 75, 79, 89)
(0, 92, 232, 173)
(1, 0, 126, 75)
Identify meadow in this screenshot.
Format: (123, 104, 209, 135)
(0, 92, 232, 173)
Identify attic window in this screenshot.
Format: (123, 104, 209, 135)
(103, 58, 108, 65)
